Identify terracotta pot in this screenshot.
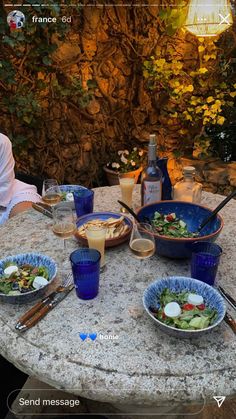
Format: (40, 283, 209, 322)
(103, 166, 143, 186)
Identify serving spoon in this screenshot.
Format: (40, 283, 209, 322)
(117, 200, 141, 222)
(197, 189, 236, 233)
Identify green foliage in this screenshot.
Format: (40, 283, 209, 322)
(159, 2, 188, 36)
(0, 3, 95, 150)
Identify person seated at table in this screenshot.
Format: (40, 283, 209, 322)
(0, 133, 41, 225)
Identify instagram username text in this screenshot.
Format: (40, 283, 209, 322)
(32, 16, 72, 23)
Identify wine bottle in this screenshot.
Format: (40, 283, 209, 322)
(141, 134, 162, 205)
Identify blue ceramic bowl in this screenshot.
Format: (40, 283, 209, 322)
(58, 184, 88, 209)
(137, 201, 223, 258)
(143, 276, 226, 338)
(0, 253, 57, 304)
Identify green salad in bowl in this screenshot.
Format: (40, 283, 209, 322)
(149, 288, 218, 330)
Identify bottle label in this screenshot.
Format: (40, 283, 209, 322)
(143, 181, 161, 204)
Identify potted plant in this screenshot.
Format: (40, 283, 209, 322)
(104, 147, 145, 186)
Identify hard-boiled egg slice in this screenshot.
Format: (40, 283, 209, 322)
(187, 293, 203, 306)
(33, 276, 48, 290)
(66, 192, 74, 202)
(164, 302, 181, 318)
(4, 265, 19, 277)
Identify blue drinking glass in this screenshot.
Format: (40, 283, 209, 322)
(70, 249, 101, 300)
(73, 189, 94, 218)
(191, 241, 222, 286)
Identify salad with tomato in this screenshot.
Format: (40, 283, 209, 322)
(152, 211, 198, 238)
(0, 262, 49, 295)
(149, 288, 217, 330)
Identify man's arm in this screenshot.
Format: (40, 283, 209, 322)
(0, 134, 15, 207)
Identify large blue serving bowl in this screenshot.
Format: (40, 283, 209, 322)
(137, 201, 223, 259)
(0, 253, 57, 304)
(143, 276, 226, 338)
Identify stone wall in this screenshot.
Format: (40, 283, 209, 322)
(168, 157, 236, 196)
(1, 2, 200, 186)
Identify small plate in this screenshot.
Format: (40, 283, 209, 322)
(0, 253, 57, 304)
(74, 212, 133, 248)
(58, 185, 88, 209)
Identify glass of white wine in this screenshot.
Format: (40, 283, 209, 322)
(42, 179, 61, 205)
(52, 204, 76, 271)
(129, 222, 155, 281)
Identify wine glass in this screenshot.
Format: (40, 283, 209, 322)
(129, 223, 156, 281)
(42, 179, 61, 205)
(52, 204, 76, 270)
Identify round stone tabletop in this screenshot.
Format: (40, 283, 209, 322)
(0, 186, 235, 406)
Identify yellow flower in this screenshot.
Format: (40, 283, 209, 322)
(154, 58, 166, 68)
(198, 68, 208, 74)
(206, 96, 214, 103)
(171, 112, 178, 118)
(233, 83, 236, 89)
(217, 116, 225, 125)
(185, 84, 194, 92)
(198, 46, 205, 52)
(230, 92, 236, 98)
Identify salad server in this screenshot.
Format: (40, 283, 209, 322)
(218, 286, 236, 311)
(197, 189, 236, 233)
(15, 274, 73, 332)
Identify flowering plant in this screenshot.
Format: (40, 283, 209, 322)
(106, 147, 145, 173)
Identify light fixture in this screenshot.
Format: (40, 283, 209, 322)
(184, 0, 233, 37)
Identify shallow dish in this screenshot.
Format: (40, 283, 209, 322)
(0, 253, 57, 304)
(137, 201, 223, 258)
(58, 184, 87, 209)
(74, 211, 133, 248)
(143, 276, 226, 338)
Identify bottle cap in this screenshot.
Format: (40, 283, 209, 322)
(183, 166, 195, 175)
(149, 134, 156, 145)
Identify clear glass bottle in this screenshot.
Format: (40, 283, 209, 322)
(141, 134, 162, 205)
(173, 166, 202, 203)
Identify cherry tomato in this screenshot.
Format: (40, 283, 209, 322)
(182, 303, 195, 311)
(162, 311, 166, 319)
(197, 304, 205, 310)
(166, 214, 174, 222)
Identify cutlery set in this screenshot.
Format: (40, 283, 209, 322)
(15, 273, 73, 332)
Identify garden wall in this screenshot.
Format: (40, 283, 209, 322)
(0, 2, 235, 190)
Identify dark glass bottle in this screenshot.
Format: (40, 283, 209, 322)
(141, 134, 162, 205)
(156, 157, 172, 200)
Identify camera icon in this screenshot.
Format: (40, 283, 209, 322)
(7, 10, 25, 30)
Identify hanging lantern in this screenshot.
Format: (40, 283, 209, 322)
(184, 0, 233, 37)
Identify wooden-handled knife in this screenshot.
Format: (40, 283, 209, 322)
(15, 284, 74, 332)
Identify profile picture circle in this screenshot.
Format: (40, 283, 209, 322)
(7, 10, 25, 29)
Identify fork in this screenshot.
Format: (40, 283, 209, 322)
(15, 273, 73, 329)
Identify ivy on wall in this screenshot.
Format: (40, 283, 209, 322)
(0, 1, 95, 154)
(143, 4, 236, 158)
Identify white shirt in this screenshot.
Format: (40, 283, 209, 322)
(0, 133, 41, 224)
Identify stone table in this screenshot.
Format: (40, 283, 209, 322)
(0, 186, 235, 415)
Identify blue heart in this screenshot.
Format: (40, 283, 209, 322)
(89, 333, 97, 341)
(79, 333, 88, 341)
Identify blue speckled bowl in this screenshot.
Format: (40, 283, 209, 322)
(58, 184, 88, 209)
(137, 201, 223, 258)
(0, 253, 57, 304)
(143, 276, 226, 338)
